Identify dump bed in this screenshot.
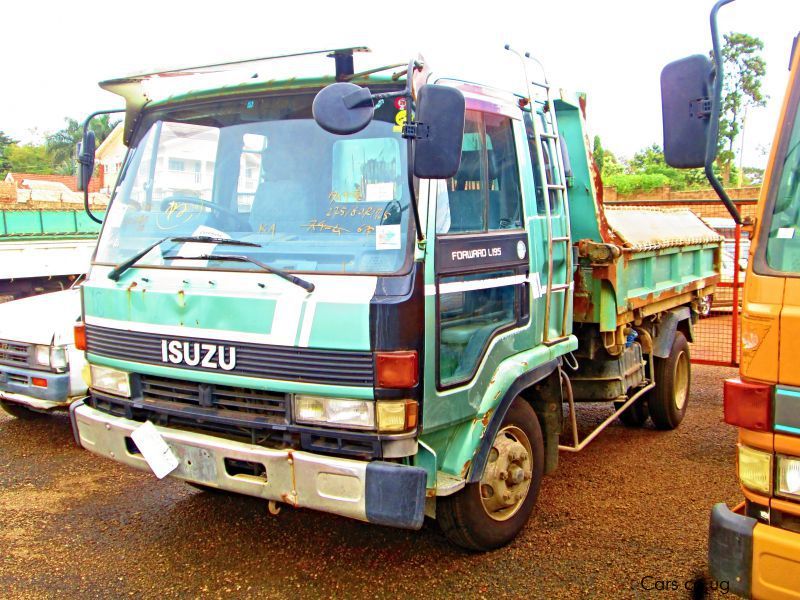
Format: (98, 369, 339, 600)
(554, 97, 722, 332)
(0, 209, 105, 281)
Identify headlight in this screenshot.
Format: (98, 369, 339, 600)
(90, 365, 131, 398)
(50, 346, 68, 371)
(33, 345, 69, 371)
(294, 395, 374, 430)
(738, 445, 772, 494)
(34, 344, 51, 367)
(777, 455, 800, 499)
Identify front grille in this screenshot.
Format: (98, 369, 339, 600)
(0, 340, 29, 368)
(85, 324, 374, 387)
(139, 374, 288, 423)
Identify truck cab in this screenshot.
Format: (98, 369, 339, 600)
(0, 288, 87, 418)
(708, 36, 800, 599)
(71, 49, 719, 550)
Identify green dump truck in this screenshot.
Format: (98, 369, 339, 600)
(0, 208, 104, 301)
(69, 49, 722, 550)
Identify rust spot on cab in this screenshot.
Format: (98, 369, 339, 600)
(460, 460, 472, 479)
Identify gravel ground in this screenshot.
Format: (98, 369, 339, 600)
(0, 364, 741, 599)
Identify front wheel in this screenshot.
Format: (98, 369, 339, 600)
(0, 399, 44, 420)
(438, 398, 544, 551)
(647, 331, 691, 430)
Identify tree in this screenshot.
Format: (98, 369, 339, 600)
(0, 131, 18, 176)
(45, 115, 119, 175)
(592, 135, 604, 170)
(717, 32, 767, 186)
(5, 144, 53, 174)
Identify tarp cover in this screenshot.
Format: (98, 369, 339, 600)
(604, 206, 724, 251)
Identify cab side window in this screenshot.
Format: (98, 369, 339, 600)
(444, 111, 523, 234)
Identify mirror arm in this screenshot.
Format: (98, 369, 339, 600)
(705, 0, 741, 224)
(400, 58, 425, 243)
(81, 109, 125, 224)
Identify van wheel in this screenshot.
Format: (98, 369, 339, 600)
(0, 400, 43, 420)
(438, 398, 544, 551)
(648, 331, 691, 430)
(614, 398, 649, 427)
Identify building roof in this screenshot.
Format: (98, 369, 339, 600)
(4, 172, 102, 193)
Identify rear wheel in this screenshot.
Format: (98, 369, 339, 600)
(0, 400, 44, 420)
(438, 398, 544, 551)
(615, 398, 649, 427)
(648, 331, 691, 430)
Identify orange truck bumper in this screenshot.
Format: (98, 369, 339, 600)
(709, 503, 800, 599)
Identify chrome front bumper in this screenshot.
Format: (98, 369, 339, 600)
(71, 401, 426, 529)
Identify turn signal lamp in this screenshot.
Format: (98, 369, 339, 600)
(31, 377, 48, 388)
(74, 323, 87, 351)
(377, 400, 418, 432)
(375, 351, 418, 388)
(723, 378, 772, 431)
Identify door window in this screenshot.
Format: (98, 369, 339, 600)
(438, 271, 517, 387)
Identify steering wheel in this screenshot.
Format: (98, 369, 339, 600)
(160, 195, 250, 230)
(381, 199, 407, 225)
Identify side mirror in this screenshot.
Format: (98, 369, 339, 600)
(660, 54, 716, 168)
(312, 82, 374, 135)
(77, 130, 96, 191)
(412, 84, 465, 179)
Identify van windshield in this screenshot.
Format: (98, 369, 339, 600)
(95, 91, 412, 275)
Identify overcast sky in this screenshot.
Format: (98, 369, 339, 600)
(2, 0, 797, 169)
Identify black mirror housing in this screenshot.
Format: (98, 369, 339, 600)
(77, 130, 96, 191)
(312, 82, 374, 135)
(661, 54, 716, 169)
(412, 84, 465, 179)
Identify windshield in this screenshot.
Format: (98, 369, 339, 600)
(95, 91, 412, 275)
(763, 74, 800, 274)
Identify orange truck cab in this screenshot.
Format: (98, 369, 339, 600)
(709, 32, 800, 599)
(660, 1, 800, 596)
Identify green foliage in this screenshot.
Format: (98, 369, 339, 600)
(45, 115, 119, 175)
(602, 143, 719, 195)
(718, 32, 767, 185)
(592, 135, 604, 169)
(0, 130, 18, 176)
(605, 173, 671, 195)
(5, 144, 53, 174)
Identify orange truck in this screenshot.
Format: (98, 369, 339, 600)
(662, 1, 800, 596)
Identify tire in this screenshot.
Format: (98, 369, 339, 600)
(0, 399, 44, 420)
(438, 398, 544, 551)
(648, 331, 691, 430)
(614, 398, 649, 427)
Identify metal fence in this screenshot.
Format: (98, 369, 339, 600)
(606, 198, 757, 367)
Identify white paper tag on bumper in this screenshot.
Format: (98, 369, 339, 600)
(131, 420, 180, 479)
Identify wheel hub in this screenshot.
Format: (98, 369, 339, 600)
(479, 425, 533, 521)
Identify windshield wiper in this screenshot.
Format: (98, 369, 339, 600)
(107, 235, 261, 281)
(162, 253, 315, 293)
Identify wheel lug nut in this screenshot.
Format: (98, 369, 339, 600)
(499, 471, 508, 480)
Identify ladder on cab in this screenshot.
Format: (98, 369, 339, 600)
(528, 80, 573, 345)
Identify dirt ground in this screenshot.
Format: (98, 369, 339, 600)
(0, 364, 741, 599)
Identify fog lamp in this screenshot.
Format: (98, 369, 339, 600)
(738, 445, 772, 494)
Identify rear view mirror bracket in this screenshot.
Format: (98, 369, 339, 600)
(79, 108, 125, 225)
